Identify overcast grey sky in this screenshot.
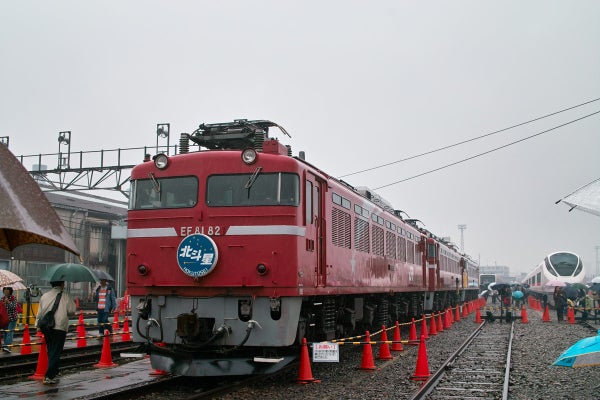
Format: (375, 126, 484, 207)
(1, 1, 599, 276)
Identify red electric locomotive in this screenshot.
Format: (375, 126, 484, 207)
(126, 119, 479, 376)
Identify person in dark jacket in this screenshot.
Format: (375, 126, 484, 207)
(93, 279, 117, 335)
(553, 287, 566, 321)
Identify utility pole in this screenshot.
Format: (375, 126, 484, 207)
(458, 224, 467, 253)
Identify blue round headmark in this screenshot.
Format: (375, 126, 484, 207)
(177, 234, 219, 278)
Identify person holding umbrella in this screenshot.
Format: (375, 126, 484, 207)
(36, 281, 76, 384)
(1, 287, 22, 352)
(94, 277, 116, 336)
(553, 286, 566, 321)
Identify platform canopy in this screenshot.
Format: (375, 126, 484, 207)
(556, 178, 600, 218)
(0, 144, 80, 255)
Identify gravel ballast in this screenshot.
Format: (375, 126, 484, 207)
(217, 305, 600, 399)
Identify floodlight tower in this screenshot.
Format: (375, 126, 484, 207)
(458, 224, 467, 253)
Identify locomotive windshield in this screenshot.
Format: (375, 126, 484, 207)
(546, 252, 581, 276)
(206, 173, 299, 206)
(129, 176, 198, 210)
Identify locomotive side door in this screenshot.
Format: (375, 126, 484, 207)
(305, 172, 326, 287)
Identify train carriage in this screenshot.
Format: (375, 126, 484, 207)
(126, 119, 479, 376)
(521, 251, 585, 306)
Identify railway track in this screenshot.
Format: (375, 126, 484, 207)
(0, 341, 142, 382)
(410, 320, 514, 400)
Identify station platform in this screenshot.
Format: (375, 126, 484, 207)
(0, 357, 164, 400)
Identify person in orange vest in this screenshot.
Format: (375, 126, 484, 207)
(93, 279, 116, 335)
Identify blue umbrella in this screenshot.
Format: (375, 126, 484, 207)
(513, 290, 524, 299)
(553, 330, 600, 368)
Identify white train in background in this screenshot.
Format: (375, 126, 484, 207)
(521, 251, 585, 306)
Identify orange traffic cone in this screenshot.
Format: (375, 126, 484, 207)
(29, 334, 48, 380)
(454, 306, 461, 322)
(521, 306, 529, 323)
(94, 330, 117, 368)
(428, 314, 437, 336)
(443, 309, 452, 329)
(377, 326, 393, 360)
(391, 321, 403, 352)
(567, 307, 576, 324)
(420, 316, 429, 340)
(436, 312, 444, 333)
(297, 338, 319, 383)
(149, 342, 170, 375)
(408, 318, 418, 344)
(77, 321, 87, 348)
(462, 303, 468, 318)
(410, 335, 430, 381)
(121, 316, 131, 342)
(112, 311, 120, 332)
(78, 310, 84, 324)
(475, 307, 482, 323)
(359, 331, 376, 370)
(20, 324, 32, 355)
(542, 305, 551, 322)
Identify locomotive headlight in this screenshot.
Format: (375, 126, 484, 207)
(256, 263, 269, 276)
(241, 148, 258, 165)
(137, 264, 150, 275)
(153, 153, 169, 169)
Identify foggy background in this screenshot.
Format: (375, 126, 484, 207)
(1, 1, 599, 276)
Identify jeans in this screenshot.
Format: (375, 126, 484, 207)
(97, 310, 112, 335)
(3, 320, 17, 347)
(45, 328, 67, 379)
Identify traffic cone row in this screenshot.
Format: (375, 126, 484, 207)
(295, 300, 492, 383)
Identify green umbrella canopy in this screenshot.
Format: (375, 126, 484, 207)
(41, 263, 99, 283)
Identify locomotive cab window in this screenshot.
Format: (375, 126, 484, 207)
(206, 173, 299, 207)
(130, 176, 198, 210)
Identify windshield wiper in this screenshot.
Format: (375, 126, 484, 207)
(148, 172, 161, 195)
(244, 167, 263, 189)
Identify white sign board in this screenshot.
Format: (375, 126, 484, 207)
(312, 342, 339, 362)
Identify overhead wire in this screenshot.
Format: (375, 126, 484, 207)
(372, 110, 600, 190)
(338, 97, 600, 179)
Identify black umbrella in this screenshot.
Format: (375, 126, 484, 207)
(93, 270, 115, 281)
(490, 282, 511, 291)
(563, 286, 579, 300)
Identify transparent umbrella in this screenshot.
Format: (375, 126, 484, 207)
(0, 270, 24, 287)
